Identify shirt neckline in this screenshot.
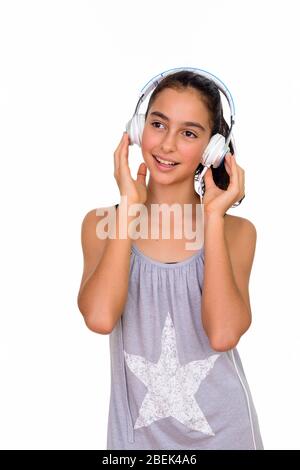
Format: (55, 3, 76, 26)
(131, 243, 204, 268)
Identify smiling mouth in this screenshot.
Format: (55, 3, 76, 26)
(152, 155, 180, 166)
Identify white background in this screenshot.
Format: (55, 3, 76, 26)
(0, 0, 299, 450)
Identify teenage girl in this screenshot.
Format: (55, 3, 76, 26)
(77, 70, 264, 450)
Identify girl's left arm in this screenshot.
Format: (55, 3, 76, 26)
(201, 152, 256, 352)
(201, 212, 257, 352)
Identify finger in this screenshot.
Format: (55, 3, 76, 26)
(114, 151, 118, 174)
(240, 167, 245, 198)
(234, 160, 245, 198)
(225, 154, 245, 201)
(114, 133, 126, 173)
(224, 153, 234, 184)
(115, 132, 126, 154)
(119, 133, 130, 169)
(227, 154, 239, 189)
(224, 152, 233, 173)
(116, 133, 130, 175)
(203, 166, 214, 186)
(118, 136, 132, 184)
(230, 155, 245, 201)
(137, 162, 147, 185)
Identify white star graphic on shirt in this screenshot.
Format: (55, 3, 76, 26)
(124, 312, 220, 436)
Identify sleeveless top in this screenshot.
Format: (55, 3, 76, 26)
(106, 204, 264, 450)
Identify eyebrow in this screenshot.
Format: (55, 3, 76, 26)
(149, 111, 206, 132)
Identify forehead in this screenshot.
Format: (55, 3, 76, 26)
(149, 87, 211, 125)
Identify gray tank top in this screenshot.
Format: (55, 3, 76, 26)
(106, 205, 264, 450)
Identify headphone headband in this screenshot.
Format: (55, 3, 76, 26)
(134, 66, 235, 122)
(132, 67, 236, 156)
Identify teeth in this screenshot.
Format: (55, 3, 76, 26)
(155, 155, 176, 165)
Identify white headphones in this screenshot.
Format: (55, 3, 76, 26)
(125, 66, 238, 205)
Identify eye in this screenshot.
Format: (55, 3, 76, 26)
(151, 121, 164, 129)
(183, 130, 197, 139)
(150, 121, 198, 139)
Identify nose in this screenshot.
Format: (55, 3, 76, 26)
(160, 131, 177, 153)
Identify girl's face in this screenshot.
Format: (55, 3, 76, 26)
(141, 87, 212, 184)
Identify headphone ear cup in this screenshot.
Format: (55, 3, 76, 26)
(201, 133, 227, 168)
(125, 114, 145, 147)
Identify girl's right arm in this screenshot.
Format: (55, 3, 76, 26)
(77, 132, 148, 334)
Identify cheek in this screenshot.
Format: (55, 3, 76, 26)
(179, 144, 204, 167)
(141, 126, 157, 151)
(141, 128, 155, 164)
(190, 139, 209, 164)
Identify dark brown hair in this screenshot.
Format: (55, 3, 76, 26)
(144, 70, 243, 205)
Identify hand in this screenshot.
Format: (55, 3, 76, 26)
(113, 132, 148, 205)
(202, 153, 245, 216)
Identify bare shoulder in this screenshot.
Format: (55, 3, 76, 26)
(81, 205, 114, 248)
(78, 205, 115, 298)
(222, 214, 257, 320)
(224, 213, 257, 244)
(224, 213, 257, 269)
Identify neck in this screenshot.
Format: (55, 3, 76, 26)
(145, 175, 200, 208)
